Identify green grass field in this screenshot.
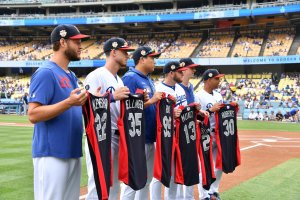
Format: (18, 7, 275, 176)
(0, 114, 299, 199)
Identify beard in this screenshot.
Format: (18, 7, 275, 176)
(173, 73, 183, 83)
(65, 48, 80, 61)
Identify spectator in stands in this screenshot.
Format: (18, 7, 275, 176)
(276, 110, 284, 121)
(284, 111, 291, 121)
(28, 24, 89, 200)
(248, 110, 257, 120)
(22, 92, 28, 115)
(269, 111, 276, 121)
(290, 108, 299, 122)
(263, 111, 269, 121)
(256, 111, 263, 121)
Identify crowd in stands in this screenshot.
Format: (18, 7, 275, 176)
(0, 27, 298, 61)
(0, 76, 29, 100)
(263, 27, 295, 56)
(197, 32, 234, 57)
(232, 30, 264, 57)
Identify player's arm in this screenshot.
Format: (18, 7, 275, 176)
(144, 91, 163, 108)
(28, 88, 87, 124)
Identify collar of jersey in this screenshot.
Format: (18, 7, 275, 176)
(162, 81, 175, 90)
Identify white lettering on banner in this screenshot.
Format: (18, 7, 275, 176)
(184, 121, 196, 144)
(223, 119, 235, 137)
(202, 134, 210, 152)
(92, 98, 108, 110)
(125, 99, 144, 110)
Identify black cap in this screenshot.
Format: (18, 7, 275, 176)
(179, 58, 200, 68)
(103, 37, 135, 52)
(132, 46, 161, 62)
(202, 69, 224, 81)
(50, 24, 90, 44)
(163, 61, 188, 74)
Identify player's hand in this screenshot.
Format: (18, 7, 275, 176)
(174, 108, 182, 118)
(199, 110, 209, 117)
(113, 86, 130, 101)
(68, 88, 87, 106)
(194, 102, 201, 111)
(143, 89, 150, 102)
(150, 92, 163, 104)
(209, 102, 222, 113)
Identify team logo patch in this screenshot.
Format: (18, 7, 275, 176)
(141, 50, 146, 56)
(180, 62, 185, 67)
(85, 84, 90, 90)
(59, 30, 67, 37)
(227, 105, 230, 109)
(171, 65, 176, 70)
(112, 42, 118, 48)
(208, 73, 213, 78)
(187, 107, 190, 111)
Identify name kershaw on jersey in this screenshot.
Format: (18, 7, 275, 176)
(92, 98, 109, 110)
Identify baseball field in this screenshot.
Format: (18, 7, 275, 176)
(0, 115, 299, 200)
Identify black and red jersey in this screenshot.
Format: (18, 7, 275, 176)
(117, 89, 147, 190)
(175, 104, 200, 186)
(82, 92, 112, 200)
(153, 93, 176, 187)
(198, 116, 216, 190)
(215, 103, 241, 173)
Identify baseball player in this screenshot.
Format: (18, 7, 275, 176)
(150, 61, 188, 200)
(179, 58, 201, 104)
(84, 37, 134, 200)
(121, 46, 163, 199)
(196, 69, 225, 200)
(28, 24, 89, 200)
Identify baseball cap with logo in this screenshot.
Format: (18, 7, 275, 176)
(179, 58, 200, 68)
(50, 24, 90, 44)
(132, 46, 161, 63)
(103, 37, 135, 52)
(202, 69, 224, 81)
(163, 61, 188, 74)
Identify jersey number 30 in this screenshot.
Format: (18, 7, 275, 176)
(223, 119, 235, 136)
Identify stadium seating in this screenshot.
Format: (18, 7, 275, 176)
(263, 27, 295, 56)
(197, 31, 234, 58)
(160, 33, 201, 59)
(231, 30, 264, 57)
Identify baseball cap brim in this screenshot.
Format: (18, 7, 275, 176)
(215, 74, 225, 78)
(69, 34, 90, 40)
(186, 63, 200, 68)
(148, 52, 161, 58)
(119, 47, 135, 51)
(176, 67, 188, 72)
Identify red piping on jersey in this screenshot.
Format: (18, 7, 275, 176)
(175, 117, 184, 184)
(198, 116, 207, 186)
(215, 106, 223, 171)
(153, 93, 164, 181)
(234, 105, 241, 166)
(117, 99, 129, 185)
(84, 93, 109, 199)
